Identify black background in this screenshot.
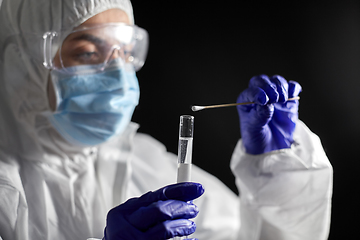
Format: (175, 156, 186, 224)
(130, 1, 360, 239)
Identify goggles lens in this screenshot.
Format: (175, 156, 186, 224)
(44, 24, 148, 73)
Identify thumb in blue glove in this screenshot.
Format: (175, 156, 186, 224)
(103, 182, 205, 240)
(237, 74, 302, 155)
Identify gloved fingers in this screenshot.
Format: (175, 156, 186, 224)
(288, 80, 302, 98)
(122, 182, 204, 210)
(162, 182, 204, 202)
(128, 200, 199, 231)
(254, 102, 275, 121)
(237, 86, 268, 107)
(104, 184, 202, 240)
(237, 87, 274, 127)
(269, 75, 288, 103)
(249, 74, 279, 103)
(146, 219, 196, 239)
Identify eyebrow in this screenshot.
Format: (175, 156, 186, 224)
(70, 33, 108, 46)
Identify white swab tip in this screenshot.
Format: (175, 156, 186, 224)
(191, 106, 205, 112)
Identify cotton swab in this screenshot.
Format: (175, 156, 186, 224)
(191, 96, 300, 112)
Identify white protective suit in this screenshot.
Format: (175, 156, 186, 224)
(0, 0, 333, 240)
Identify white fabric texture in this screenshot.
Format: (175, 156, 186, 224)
(0, 0, 332, 239)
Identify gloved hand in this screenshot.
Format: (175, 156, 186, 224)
(103, 182, 204, 240)
(237, 74, 302, 155)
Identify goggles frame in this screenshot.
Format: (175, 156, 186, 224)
(42, 23, 148, 73)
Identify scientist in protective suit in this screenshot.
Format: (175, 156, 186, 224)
(0, 0, 333, 239)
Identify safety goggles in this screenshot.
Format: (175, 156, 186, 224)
(43, 23, 148, 74)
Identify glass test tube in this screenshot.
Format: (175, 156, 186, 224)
(174, 116, 194, 240)
(177, 115, 194, 183)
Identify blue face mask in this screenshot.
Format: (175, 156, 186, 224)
(48, 60, 140, 146)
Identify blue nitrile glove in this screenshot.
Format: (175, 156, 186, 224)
(237, 74, 302, 155)
(103, 182, 204, 240)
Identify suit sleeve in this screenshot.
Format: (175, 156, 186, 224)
(230, 120, 333, 240)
